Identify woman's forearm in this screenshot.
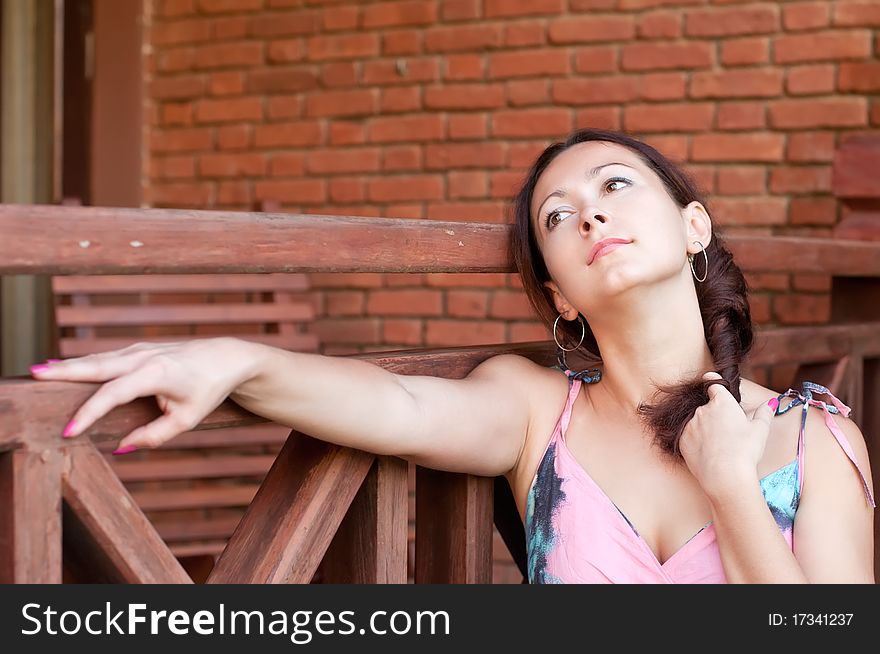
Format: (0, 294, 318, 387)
(226, 338, 420, 457)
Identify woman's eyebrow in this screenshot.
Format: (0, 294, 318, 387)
(534, 161, 635, 226)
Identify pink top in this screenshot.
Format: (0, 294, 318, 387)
(524, 374, 875, 584)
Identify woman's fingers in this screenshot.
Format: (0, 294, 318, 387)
(30, 344, 166, 383)
(61, 369, 164, 438)
(114, 411, 194, 452)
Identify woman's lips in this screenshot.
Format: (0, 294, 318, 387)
(589, 241, 630, 264)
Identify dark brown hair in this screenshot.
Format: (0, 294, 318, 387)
(509, 128, 754, 458)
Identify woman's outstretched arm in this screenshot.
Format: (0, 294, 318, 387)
(31, 338, 533, 478)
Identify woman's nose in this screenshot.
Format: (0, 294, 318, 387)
(580, 208, 608, 231)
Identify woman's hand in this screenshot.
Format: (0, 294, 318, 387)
(29, 338, 259, 453)
(679, 371, 778, 501)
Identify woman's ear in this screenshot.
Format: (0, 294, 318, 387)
(684, 201, 712, 252)
(543, 280, 576, 319)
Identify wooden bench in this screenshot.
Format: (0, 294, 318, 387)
(51, 272, 318, 578)
(1, 196, 879, 584)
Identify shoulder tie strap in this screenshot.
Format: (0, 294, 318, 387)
(777, 381, 875, 508)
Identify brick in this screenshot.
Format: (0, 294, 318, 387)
(217, 124, 251, 149)
(637, 11, 681, 39)
(748, 294, 771, 323)
(383, 145, 423, 171)
(447, 289, 489, 317)
(508, 142, 551, 168)
(507, 79, 549, 107)
(197, 0, 262, 13)
(323, 5, 359, 31)
(159, 155, 195, 179)
(486, 0, 563, 17)
(382, 319, 423, 345)
(363, 58, 439, 85)
(689, 69, 783, 99)
(381, 87, 422, 113)
(152, 75, 208, 100)
(424, 25, 503, 53)
(312, 318, 382, 345)
(426, 143, 505, 170)
(639, 72, 686, 101)
(304, 148, 382, 176)
(267, 95, 301, 120)
(720, 37, 769, 66)
(382, 31, 423, 56)
(623, 103, 714, 133)
(305, 90, 376, 118)
(367, 175, 444, 202)
(254, 179, 326, 204)
(548, 16, 636, 44)
(691, 134, 785, 162)
(425, 200, 507, 222)
(783, 2, 830, 31)
(306, 33, 379, 61)
(321, 62, 359, 88)
(158, 47, 196, 73)
(684, 5, 779, 37)
(151, 183, 212, 207)
(362, 1, 437, 28)
(716, 166, 766, 195)
(246, 68, 318, 94)
(367, 289, 443, 316)
(622, 42, 712, 71)
(570, 0, 618, 9)
(424, 84, 505, 110)
(444, 54, 484, 81)
(150, 127, 213, 153)
(509, 321, 550, 342)
(773, 30, 872, 64)
(789, 197, 837, 226)
(249, 12, 319, 38)
(199, 152, 266, 177)
(267, 39, 304, 63)
(552, 77, 640, 106)
(619, 0, 703, 8)
(212, 16, 248, 40)
(325, 290, 365, 317)
(152, 19, 212, 46)
(716, 101, 766, 130)
(642, 135, 688, 162)
(786, 64, 835, 95)
(792, 273, 831, 293)
(449, 114, 487, 140)
(488, 49, 570, 79)
(160, 102, 194, 126)
(684, 164, 714, 194)
(492, 109, 572, 138)
(490, 290, 534, 319)
(832, 1, 880, 27)
(368, 115, 445, 143)
(426, 272, 508, 288)
(194, 42, 263, 69)
(745, 272, 789, 292)
(254, 121, 323, 148)
(441, 0, 481, 21)
(269, 153, 305, 177)
(425, 320, 505, 346)
(785, 132, 835, 163)
(504, 22, 546, 47)
(768, 98, 867, 129)
(216, 180, 251, 206)
(329, 122, 366, 146)
(310, 273, 384, 289)
(159, 0, 196, 18)
(773, 293, 830, 325)
(838, 62, 880, 92)
(195, 97, 262, 123)
(448, 171, 487, 199)
(384, 204, 424, 219)
(490, 171, 527, 199)
(769, 166, 831, 194)
(209, 71, 245, 95)
(709, 197, 788, 226)
(575, 107, 621, 132)
(573, 46, 618, 74)
(328, 178, 366, 203)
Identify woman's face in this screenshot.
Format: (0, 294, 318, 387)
(530, 140, 711, 314)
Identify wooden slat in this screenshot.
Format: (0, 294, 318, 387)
(110, 455, 276, 482)
(61, 442, 192, 583)
(170, 541, 226, 558)
(59, 332, 320, 357)
(53, 273, 310, 294)
(94, 423, 289, 451)
(321, 455, 409, 583)
(154, 516, 242, 543)
(415, 467, 493, 583)
(207, 431, 375, 584)
(3, 204, 880, 276)
(0, 448, 63, 583)
(56, 302, 313, 327)
(132, 485, 259, 511)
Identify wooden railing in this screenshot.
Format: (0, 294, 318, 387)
(1, 202, 879, 583)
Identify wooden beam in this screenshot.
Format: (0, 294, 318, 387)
(61, 442, 191, 583)
(206, 431, 374, 584)
(0, 448, 62, 582)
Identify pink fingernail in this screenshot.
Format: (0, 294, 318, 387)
(113, 445, 138, 455)
(30, 364, 49, 374)
(62, 420, 77, 438)
(767, 397, 779, 412)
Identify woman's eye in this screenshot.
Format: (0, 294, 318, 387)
(604, 177, 630, 193)
(546, 209, 574, 229)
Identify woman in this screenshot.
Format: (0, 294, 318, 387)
(31, 128, 874, 583)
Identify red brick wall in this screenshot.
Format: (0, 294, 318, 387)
(142, 0, 880, 583)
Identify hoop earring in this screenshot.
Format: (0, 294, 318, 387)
(688, 240, 708, 283)
(553, 313, 585, 352)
